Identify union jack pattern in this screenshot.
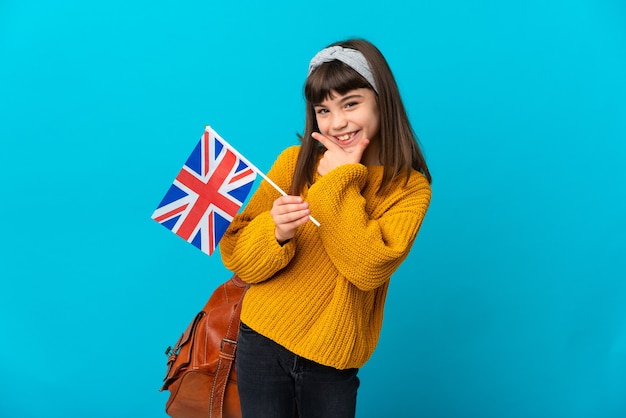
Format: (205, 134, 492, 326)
(152, 127, 257, 255)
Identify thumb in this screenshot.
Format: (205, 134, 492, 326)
(355, 137, 370, 155)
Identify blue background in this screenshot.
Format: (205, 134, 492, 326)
(1, 1, 625, 417)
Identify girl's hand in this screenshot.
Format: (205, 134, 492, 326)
(270, 195, 310, 243)
(312, 132, 370, 176)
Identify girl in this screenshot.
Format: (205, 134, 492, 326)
(220, 38, 432, 418)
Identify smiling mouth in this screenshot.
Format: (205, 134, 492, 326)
(336, 131, 357, 141)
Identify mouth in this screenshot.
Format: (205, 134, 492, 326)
(335, 131, 358, 142)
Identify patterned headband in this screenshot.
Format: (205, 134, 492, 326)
(307, 45, 378, 94)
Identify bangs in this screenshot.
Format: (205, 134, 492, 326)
(305, 60, 372, 104)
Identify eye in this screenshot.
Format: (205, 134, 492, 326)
(345, 101, 359, 109)
(315, 108, 329, 115)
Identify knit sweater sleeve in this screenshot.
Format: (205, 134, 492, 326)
(307, 163, 431, 291)
(219, 146, 299, 284)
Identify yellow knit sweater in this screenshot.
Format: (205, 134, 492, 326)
(220, 145, 431, 369)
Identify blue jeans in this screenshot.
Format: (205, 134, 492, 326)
(236, 322, 360, 418)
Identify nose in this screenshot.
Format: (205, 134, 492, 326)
(330, 112, 348, 132)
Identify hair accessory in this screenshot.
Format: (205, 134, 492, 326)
(308, 46, 378, 94)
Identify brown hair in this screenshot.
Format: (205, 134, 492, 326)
(292, 38, 431, 195)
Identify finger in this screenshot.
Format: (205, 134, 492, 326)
(271, 197, 309, 220)
(273, 195, 303, 211)
(311, 132, 340, 152)
(278, 203, 309, 218)
(278, 208, 310, 223)
(274, 213, 309, 242)
(276, 195, 304, 205)
(274, 209, 310, 238)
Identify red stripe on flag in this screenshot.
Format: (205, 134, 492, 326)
(229, 168, 255, 184)
(153, 203, 189, 223)
(175, 149, 240, 240)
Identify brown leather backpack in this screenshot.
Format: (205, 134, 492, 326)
(160, 274, 247, 418)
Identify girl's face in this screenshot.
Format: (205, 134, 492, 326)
(313, 88, 380, 160)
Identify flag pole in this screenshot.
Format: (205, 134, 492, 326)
(208, 126, 321, 227)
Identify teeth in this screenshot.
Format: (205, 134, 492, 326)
(337, 133, 353, 141)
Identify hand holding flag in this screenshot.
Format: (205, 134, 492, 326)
(152, 126, 319, 256)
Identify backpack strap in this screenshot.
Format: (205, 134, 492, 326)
(208, 276, 248, 417)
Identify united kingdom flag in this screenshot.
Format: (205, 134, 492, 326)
(152, 127, 257, 255)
